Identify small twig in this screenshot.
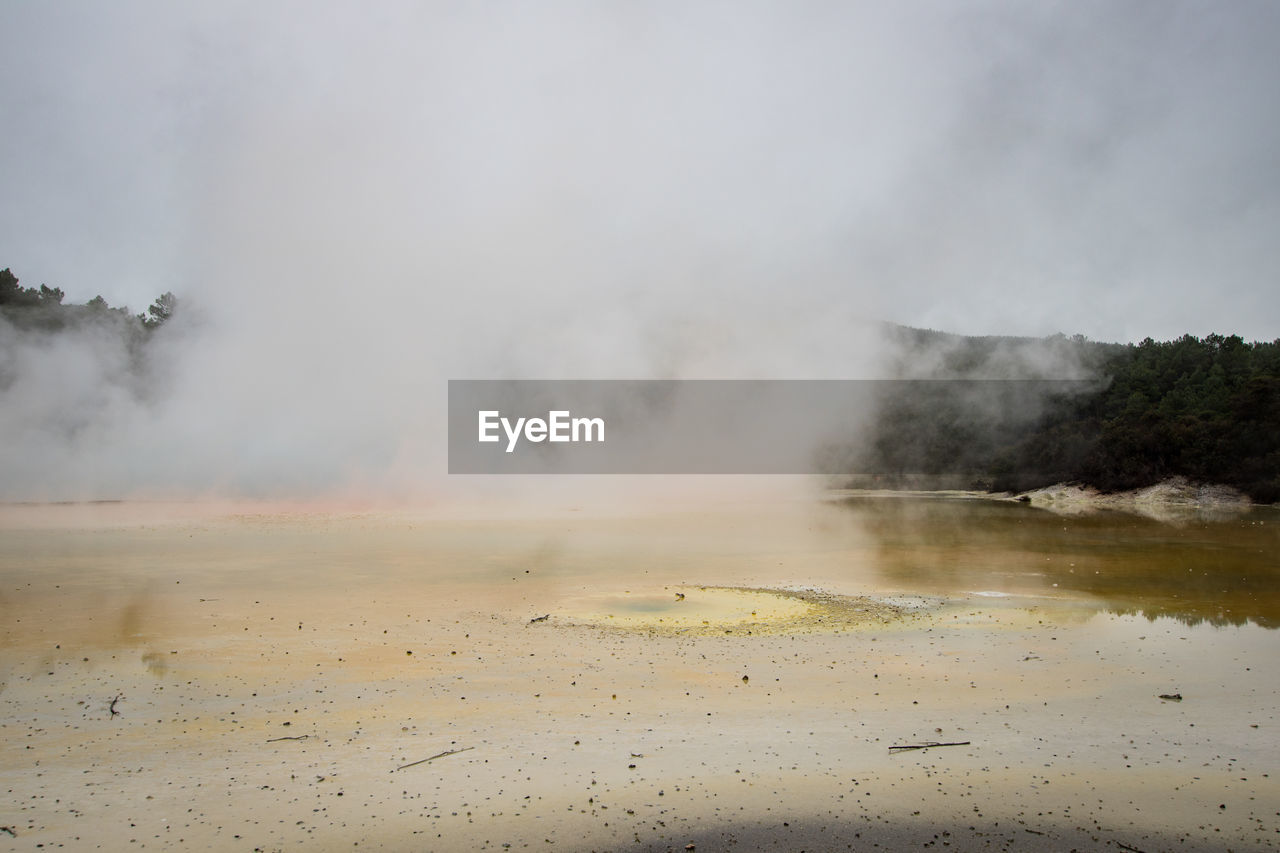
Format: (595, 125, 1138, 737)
(1024, 828, 1045, 835)
(888, 741, 970, 752)
(0, 826, 16, 838)
(108, 694, 122, 718)
(266, 735, 310, 742)
(394, 746, 474, 771)
(1115, 843, 1148, 853)
(529, 614, 550, 624)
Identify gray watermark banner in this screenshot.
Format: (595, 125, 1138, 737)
(447, 379, 1095, 474)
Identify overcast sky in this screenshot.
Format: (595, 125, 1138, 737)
(3, 0, 1278, 345)
(1, 2, 1278, 499)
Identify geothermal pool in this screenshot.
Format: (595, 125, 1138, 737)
(1, 495, 1277, 851)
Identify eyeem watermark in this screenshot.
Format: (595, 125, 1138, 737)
(448, 379, 1096, 474)
(478, 410, 605, 453)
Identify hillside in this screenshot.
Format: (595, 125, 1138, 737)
(860, 325, 1280, 502)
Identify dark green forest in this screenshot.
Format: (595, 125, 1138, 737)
(859, 328, 1280, 502)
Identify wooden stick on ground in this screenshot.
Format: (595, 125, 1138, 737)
(888, 741, 970, 752)
(108, 694, 122, 718)
(266, 735, 311, 742)
(394, 746, 475, 771)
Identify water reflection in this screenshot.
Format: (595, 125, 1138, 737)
(831, 495, 1280, 628)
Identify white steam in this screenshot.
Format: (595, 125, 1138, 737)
(1, 2, 1277, 500)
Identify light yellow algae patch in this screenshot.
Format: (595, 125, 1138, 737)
(553, 585, 909, 635)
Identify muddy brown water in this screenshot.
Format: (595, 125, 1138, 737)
(1, 495, 1277, 851)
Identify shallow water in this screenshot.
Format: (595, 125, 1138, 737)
(1, 495, 1278, 851)
(831, 494, 1280, 628)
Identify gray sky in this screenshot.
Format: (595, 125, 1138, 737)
(1, 1, 1279, 499)
(3, 1, 1278, 344)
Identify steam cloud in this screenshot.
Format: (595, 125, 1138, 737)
(1, 2, 1277, 500)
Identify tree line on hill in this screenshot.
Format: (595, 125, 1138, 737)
(1, 267, 175, 334)
(2, 265, 1276, 501)
(856, 327, 1280, 502)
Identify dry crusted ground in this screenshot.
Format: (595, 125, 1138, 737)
(1, 503, 1278, 852)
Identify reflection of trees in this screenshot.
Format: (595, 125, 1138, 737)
(1103, 605, 1278, 630)
(832, 496, 1280, 630)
